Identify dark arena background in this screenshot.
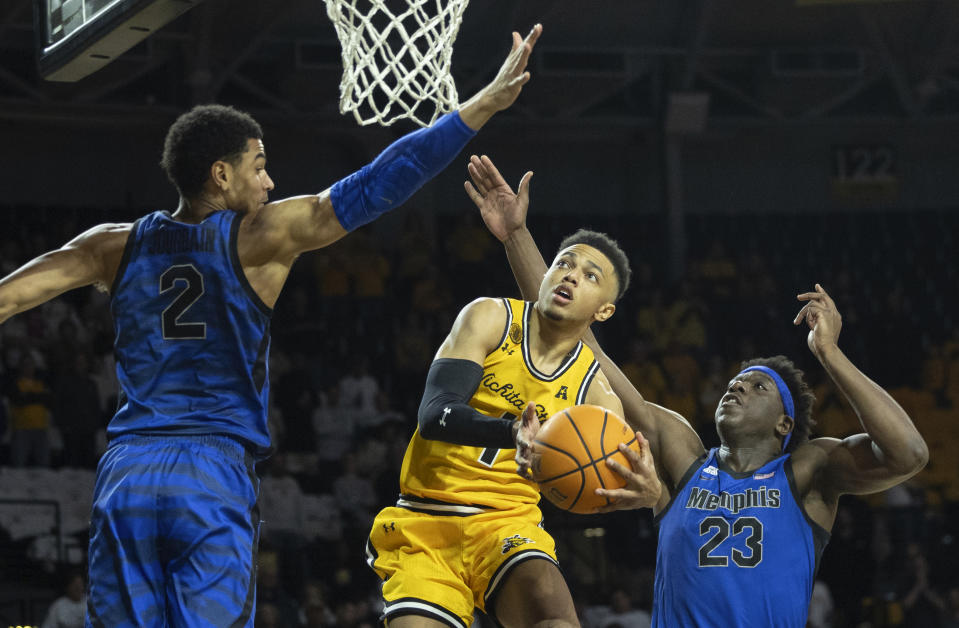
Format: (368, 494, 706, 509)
(1, 0, 958, 626)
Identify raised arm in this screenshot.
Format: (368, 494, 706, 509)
(467, 154, 705, 491)
(254, 25, 544, 265)
(589, 350, 705, 494)
(0, 223, 131, 325)
(794, 284, 928, 499)
(464, 154, 542, 299)
(416, 297, 521, 448)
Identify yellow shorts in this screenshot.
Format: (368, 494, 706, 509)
(366, 498, 559, 628)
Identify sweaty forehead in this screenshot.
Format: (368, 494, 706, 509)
(556, 244, 614, 271)
(730, 370, 776, 387)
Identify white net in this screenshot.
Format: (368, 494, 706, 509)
(324, 0, 470, 127)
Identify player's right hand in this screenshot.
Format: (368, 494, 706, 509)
(594, 431, 662, 512)
(464, 154, 532, 242)
(514, 401, 540, 480)
(794, 283, 842, 361)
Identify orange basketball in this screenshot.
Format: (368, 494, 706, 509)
(530, 404, 639, 514)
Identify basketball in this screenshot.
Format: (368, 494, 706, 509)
(530, 404, 640, 514)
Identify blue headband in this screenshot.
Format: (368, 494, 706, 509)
(739, 365, 795, 452)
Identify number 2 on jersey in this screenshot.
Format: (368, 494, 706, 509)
(160, 264, 206, 339)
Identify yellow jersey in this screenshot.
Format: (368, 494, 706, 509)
(397, 298, 600, 512)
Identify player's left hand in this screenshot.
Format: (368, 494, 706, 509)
(594, 431, 662, 513)
(478, 25, 542, 113)
(514, 401, 540, 480)
(464, 154, 531, 242)
(794, 283, 842, 361)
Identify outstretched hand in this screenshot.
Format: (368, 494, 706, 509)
(593, 431, 662, 513)
(514, 401, 540, 480)
(458, 25, 542, 129)
(481, 25, 542, 113)
(794, 283, 842, 361)
(464, 155, 531, 242)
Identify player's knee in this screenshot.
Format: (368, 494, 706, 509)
(510, 562, 565, 600)
(524, 576, 561, 602)
(495, 563, 578, 627)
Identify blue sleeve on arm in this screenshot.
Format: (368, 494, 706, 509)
(330, 111, 477, 232)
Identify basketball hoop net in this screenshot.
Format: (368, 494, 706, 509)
(324, 0, 470, 127)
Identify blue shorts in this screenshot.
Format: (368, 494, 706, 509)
(86, 434, 261, 627)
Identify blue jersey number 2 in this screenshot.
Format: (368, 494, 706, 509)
(160, 264, 207, 340)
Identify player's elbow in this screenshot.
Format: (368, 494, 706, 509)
(0, 300, 19, 325)
(417, 415, 439, 440)
(416, 397, 445, 440)
(905, 437, 929, 474)
(885, 436, 929, 476)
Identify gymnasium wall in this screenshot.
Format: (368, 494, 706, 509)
(3, 115, 958, 215)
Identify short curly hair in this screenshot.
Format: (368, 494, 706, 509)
(160, 104, 263, 198)
(739, 355, 816, 453)
(557, 229, 632, 302)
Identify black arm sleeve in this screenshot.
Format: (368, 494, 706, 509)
(417, 358, 516, 449)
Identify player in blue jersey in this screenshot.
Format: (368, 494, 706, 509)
(466, 154, 929, 628)
(0, 26, 541, 627)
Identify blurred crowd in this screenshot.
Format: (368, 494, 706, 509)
(1, 204, 957, 627)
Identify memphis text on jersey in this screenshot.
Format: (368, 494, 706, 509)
(685, 486, 782, 516)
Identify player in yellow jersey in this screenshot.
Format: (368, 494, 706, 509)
(367, 207, 643, 626)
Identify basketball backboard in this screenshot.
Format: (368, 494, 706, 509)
(35, 0, 202, 82)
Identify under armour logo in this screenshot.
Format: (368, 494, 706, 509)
(440, 407, 451, 426)
(501, 343, 515, 356)
(383, 522, 395, 533)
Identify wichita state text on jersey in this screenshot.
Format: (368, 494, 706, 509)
(397, 298, 600, 512)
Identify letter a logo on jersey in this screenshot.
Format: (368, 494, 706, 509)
(555, 385, 569, 400)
